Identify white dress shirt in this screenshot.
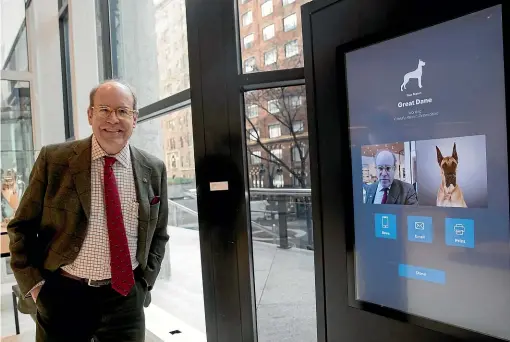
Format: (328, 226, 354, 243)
(61, 136, 139, 280)
(373, 182, 391, 204)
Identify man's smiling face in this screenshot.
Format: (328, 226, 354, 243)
(87, 81, 137, 155)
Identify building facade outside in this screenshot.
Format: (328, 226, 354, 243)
(109, 0, 194, 183)
(239, 0, 311, 189)
(239, 0, 309, 72)
(162, 107, 194, 181)
(153, 0, 194, 182)
(245, 85, 310, 189)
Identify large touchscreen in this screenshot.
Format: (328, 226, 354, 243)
(345, 5, 510, 340)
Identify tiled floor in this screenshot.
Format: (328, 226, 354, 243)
(0, 282, 35, 340)
(1, 332, 36, 342)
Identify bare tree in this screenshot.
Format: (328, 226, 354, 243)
(245, 85, 309, 188)
(245, 85, 314, 249)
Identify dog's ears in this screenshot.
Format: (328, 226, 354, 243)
(452, 143, 458, 163)
(436, 146, 443, 165)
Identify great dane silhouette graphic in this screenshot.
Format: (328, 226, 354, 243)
(401, 59, 426, 91)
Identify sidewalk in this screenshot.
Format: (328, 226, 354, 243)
(252, 240, 317, 341)
(155, 226, 317, 342)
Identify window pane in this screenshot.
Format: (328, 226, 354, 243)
(1, 0, 29, 71)
(243, 85, 317, 341)
(261, 0, 273, 17)
(0, 80, 34, 223)
(242, 11, 253, 26)
(285, 95, 302, 108)
(108, 0, 189, 107)
(283, 13, 297, 32)
(270, 148, 282, 160)
(293, 120, 304, 132)
(247, 104, 259, 118)
(244, 33, 255, 49)
(292, 145, 301, 161)
(251, 150, 262, 164)
(264, 49, 277, 66)
(245, 57, 256, 73)
(267, 99, 279, 113)
(285, 40, 299, 58)
(268, 124, 281, 138)
(262, 24, 275, 41)
(1, 80, 35, 338)
(130, 107, 206, 340)
(237, 0, 312, 73)
(248, 128, 260, 141)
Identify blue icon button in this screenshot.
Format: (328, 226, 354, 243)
(398, 264, 446, 284)
(375, 213, 397, 239)
(407, 216, 433, 243)
(445, 218, 474, 248)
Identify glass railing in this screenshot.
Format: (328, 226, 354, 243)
(249, 188, 313, 250)
(168, 187, 313, 250)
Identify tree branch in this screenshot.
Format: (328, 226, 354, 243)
(244, 85, 309, 188)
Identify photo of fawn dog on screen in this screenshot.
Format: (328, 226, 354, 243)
(415, 135, 488, 208)
(436, 143, 467, 207)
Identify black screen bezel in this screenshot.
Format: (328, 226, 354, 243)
(337, 2, 510, 341)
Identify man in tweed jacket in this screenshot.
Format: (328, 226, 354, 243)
(8, 80, 169, 342)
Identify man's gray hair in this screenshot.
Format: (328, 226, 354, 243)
(88, 79, 138, 110)
(374, 149, 397, 166)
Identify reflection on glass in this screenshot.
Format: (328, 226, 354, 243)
(238, 0, 311, 73)
(95, 0, 105, 81)
(130, 107, 205, 340)
(244, 86, 317, 341)
(108, 0, 189, 107)
(1, 81, 34, 227)
(1, 0, 29, 71)
(60, 10, 74, 139)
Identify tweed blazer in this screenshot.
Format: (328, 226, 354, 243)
(7, 136, 169, 306)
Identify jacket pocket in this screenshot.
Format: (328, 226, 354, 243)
(149, 202, 160, 221)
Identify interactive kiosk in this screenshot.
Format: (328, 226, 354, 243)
(303, 1, 510, 340)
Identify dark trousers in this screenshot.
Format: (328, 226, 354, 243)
(35, 270, 147, 342)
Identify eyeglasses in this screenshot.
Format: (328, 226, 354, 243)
(92, 105, 138, 119)
(377, 165, 395, 173)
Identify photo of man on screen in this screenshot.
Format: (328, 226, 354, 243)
(365, 150, 418, 205)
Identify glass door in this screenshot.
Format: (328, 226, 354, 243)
(97, 0, 321, 340)
(130, 107, 206, 341)
(182, 0, 321, 340)
(242, 85, 317, 341)
(1, 0, 34, 337)
(101, 1, 206, 339)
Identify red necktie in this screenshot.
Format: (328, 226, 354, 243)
(381, 188, 388, 204)
(104, 157, 134, 296)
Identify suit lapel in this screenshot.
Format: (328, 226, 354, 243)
(387, 181, 400, 205)
(69, 137, 92, 219)
(130, 147, 152, 255)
